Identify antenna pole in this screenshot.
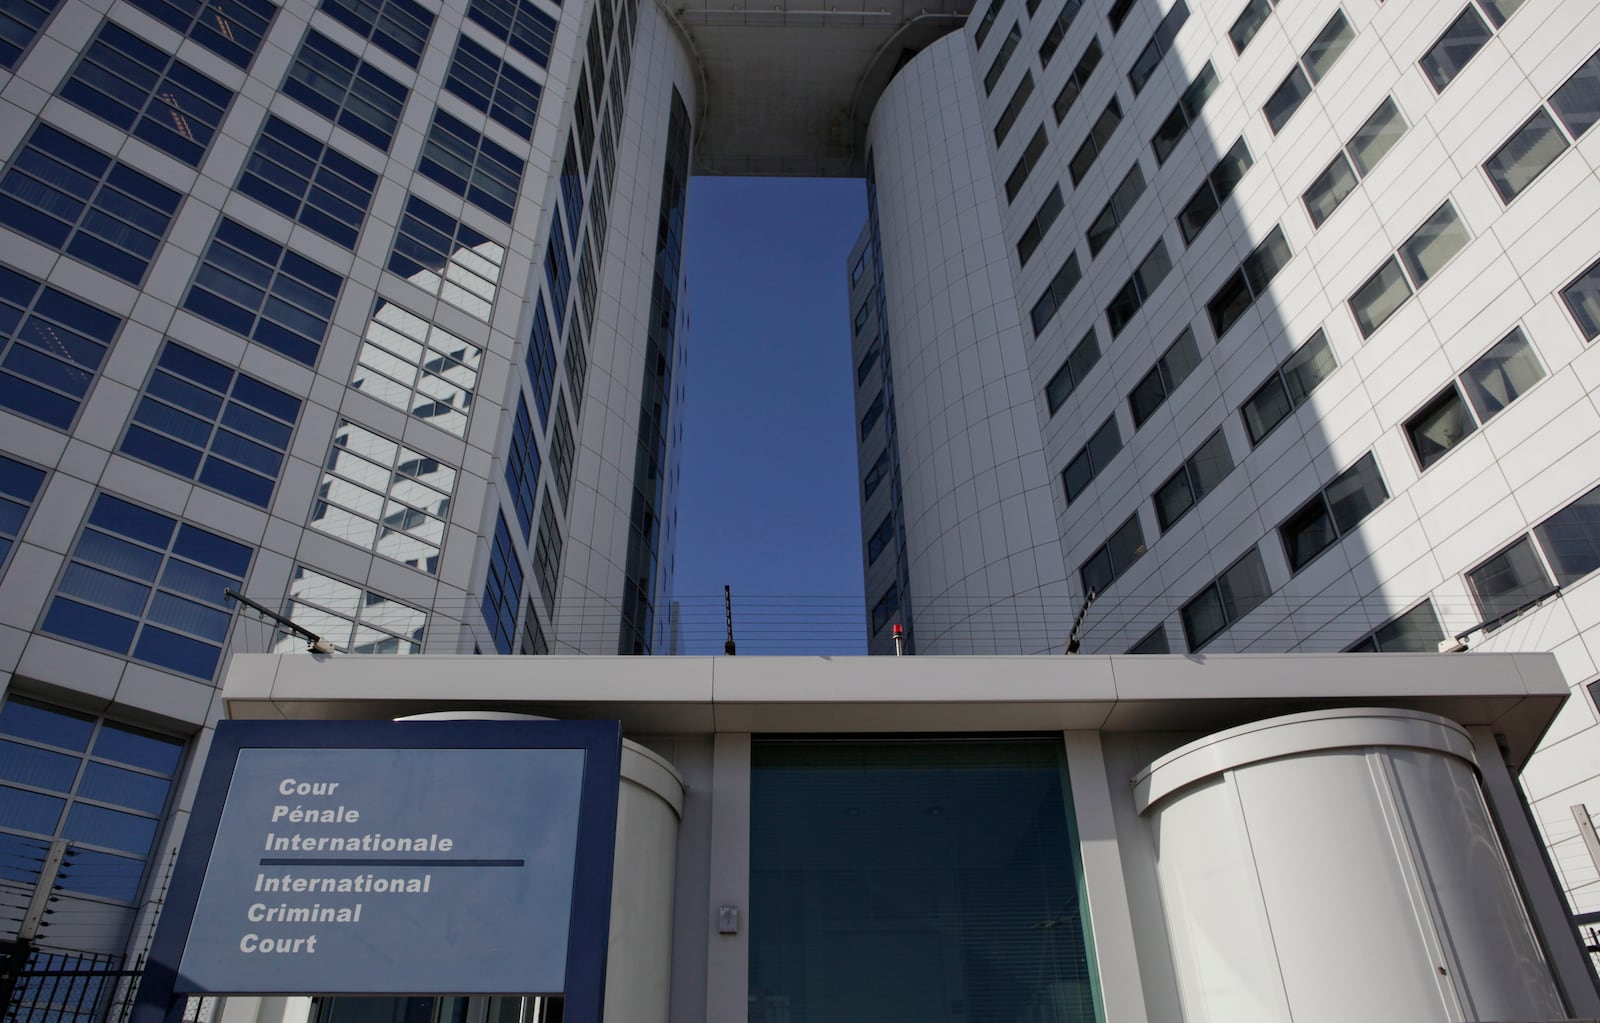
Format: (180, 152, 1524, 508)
(724, 585, 737, 656)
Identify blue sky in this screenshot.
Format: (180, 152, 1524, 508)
(669, 177, 870, 654)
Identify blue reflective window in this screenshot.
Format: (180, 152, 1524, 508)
(387, 195, 505, 320)
(238, 116, 378, 249)
(445, 34, 543, 140)
(0, 125, 180, 285)
(124, 0, 276, 67)
(526, 295, 556, 425)
(319, 0, 434, 67)
(558, 138, 583, 246)
(505, 395, 541, 539)
(481, 512, 522, 654)
(467, 0, 557, 67)
(1, 0, 65, 68)
(282, 31, 408, 151)
(532, 492, 561, 612)
(61, 22, 233, 166)
(184, 218, 342, 366)
(543, 212, 571, 332)
(0, 265, 122, 430)
(42, 494, 250, 679)
(0, 454, 47, 570)
(120, 341, 301, 507)
(418, 109, 525, 223)
(0, 698, 181, 903)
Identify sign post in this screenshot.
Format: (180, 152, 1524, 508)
(132, 719, 622, 1023)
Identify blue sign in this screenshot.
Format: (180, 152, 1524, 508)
(133, 720, 620, 1023)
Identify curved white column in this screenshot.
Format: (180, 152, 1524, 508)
(1135, 708, 1562, 1023)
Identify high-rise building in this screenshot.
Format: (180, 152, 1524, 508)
(845, 0, 1600, 923)
(2, 0, 1600, 992)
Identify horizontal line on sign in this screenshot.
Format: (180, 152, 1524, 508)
(257, 858, 525, 867)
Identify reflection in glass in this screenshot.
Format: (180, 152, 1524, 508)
(750, 739, 1102, 1023)
(280, 566, 427, 655)
(310, 421, 456, 574)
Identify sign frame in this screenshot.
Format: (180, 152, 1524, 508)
(131, 718, 622, 1023)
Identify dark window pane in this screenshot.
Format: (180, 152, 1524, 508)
(1368, 601, 1444, 652)
(1155, 466, 1195, 531)
(1264, 66, 1310, 134)
(1207, 270, 1250, 337)
(1467, 535, 1553, 622)
(1325, 452, 1387, 533)
(1550, 49, 1600, 138)
(1128, 625, 1170, 654)
(1535, 483, 1600, 585)
(1484, 108, 1570, 203)
(1406, 386, 1476, 469)
(1350, 257, 1412, 337)
(1564, 257, 1600, 340)
(1229, 0, 1270, 53)
(1421, 6, 1491, 92)
(1282, 494, 1335, 572)
(1301, 10, 1353, 83)
(1304, 152, 1357, 227)
(1462, 327, 1543, 421)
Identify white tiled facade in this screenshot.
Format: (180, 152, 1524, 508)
(852, 0, 1600, 914)
(0, 0, 695, 972)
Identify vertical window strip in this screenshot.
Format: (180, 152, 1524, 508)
(0, 455, 47, 569)
(481, 513, 522, 653)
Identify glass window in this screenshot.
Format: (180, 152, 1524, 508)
(1264, 66, 1310, 134)
(238, 116, 378, 249)
(856, 342, 880, 385)
(863, 449, 890, 500)
(319, 0, 434, 67)
(1018, 186, 1063, 265)
(1129, 327, 1200, 427)
(283, 565, 426, 654)
(185, 218, 342, 366)
(1421, 6, 1491, 92)
(1477, 0, 1525, 25)
(1281, 491, 1336, 572)
(1179, 137, 1251, 244)
(1466, 535, 1553, 623)
(1484, 109, 1569, 204)
(1229, 0, 1271, 53)
(1563, 256, 1600, 340)
(0, 455, 46, 570)
(1535, 482, 1600, 585)
(387, 195, 506, 322)
(543, 212, 572, 332)
(972, 0, 1003, 47)
(1348, 98, 1407, 175)
(1462, 327, 1543, 420)
(749, 739, 1102, 1023)
(1052, 39, 1102, 123)
(1030, 253, 1081, 336)
(1152, 62, 1217, 164)
(310, 421, 456, 573)
(1302, 10, 1353, 82)
(1081, 513, 1145, 594)
(532, 492, 562, 613)
(43, 494, 250, 679)
(505, 396, 541, 538)
(860, 393, 885, 439)
(1242, 329, 1335, 445)
(0, 125, 180, 286)
(983, 22, 1020, 94)
(1326, 452, 1386, 532)
(1064, 416, 1120, 503)
(866, 513, 894, 564)
(527, 296, 557, 424)
(1045, 329, 1100, 414)
(550, 394, 576, 508)
(1550, 49, 1600, 139)
(1406, 386, 1475, 469)
(124, 0, 275, 68)
(419, 110, 526, 223)
(354, 298, 483, 437)
(1350, 256, 1412, 337)
(1129, 0, 1189, 94)
(0, 265, 122, 431)
(1108, 0, 1135, 31)
(520, 600, 549, 654)
(1182, 547, 1269, 650)
(1005, 127, 1049, 203)
(1155, 428, 1230, 531)
(1069, 99, 1121, 185)
(283, 31, 408, 152)
(1208, 227, 1291, 337)
(1304, 153, 1358, 227)
(478, 515, 521, 653)
(60, 21, 232, 167)
(0, 698, 181, 903)
(1036, 0, 1081, 65)
(121, 341, 300, 507)
(1349, 600, 1444, 652)
(1087, 163, 1145, 255)
(1108, 242, 1171, 336)
(1399, 202, 1469, 285)
(446, 34, 544, 140)
(1, 0, 65, 68)
(995, 72, 1034, 146)
(1128, 624, 1170, 653)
